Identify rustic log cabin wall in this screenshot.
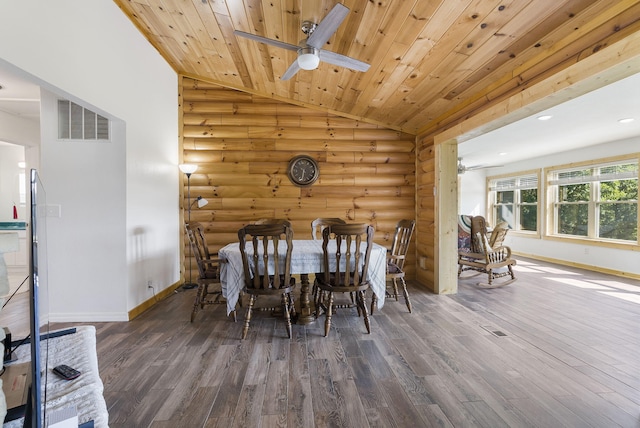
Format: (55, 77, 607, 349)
(180, 76, 416, 283)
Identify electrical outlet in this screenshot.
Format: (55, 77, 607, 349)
(147, 280, 153, 289)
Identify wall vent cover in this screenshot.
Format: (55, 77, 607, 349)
(58, 99, 109, 141)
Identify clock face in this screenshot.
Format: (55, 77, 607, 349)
(288, 155, 319, 187)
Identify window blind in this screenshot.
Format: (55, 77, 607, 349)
(490, 174, 538, 191)
(549, 161, 638, 185)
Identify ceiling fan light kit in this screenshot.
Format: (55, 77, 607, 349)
(297, 47, 320, 70)
(234, 3, 369, 81)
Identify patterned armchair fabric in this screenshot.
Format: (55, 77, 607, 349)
(457, 215, 473, 252)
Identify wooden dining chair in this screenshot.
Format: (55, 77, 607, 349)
(238, 222, 296, 339)
(315, 223, 374, 337)
(185, 222, 228, 322)
(371, 219, 415, 314)
(310, 217, 347, 302)
(310, 217, 346, 240)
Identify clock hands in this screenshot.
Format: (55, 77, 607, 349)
(288, 155, 319, 186)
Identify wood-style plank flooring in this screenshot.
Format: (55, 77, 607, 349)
(3, 257, 640, 427)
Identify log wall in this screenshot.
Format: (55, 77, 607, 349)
(180, 76, 416, 283)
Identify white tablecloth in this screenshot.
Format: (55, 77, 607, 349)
(219, 239, 387, 315)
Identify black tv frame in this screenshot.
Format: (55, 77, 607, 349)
(26, 168, 50, 428)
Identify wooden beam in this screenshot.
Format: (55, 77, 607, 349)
(434, 140, 458, 294)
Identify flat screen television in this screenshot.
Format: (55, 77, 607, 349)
(26, 168, 51, 427)
(4, 169, 52, 427)
(4, 170, 87, 427)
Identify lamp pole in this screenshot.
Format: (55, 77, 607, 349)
(179, 163, 198, 289)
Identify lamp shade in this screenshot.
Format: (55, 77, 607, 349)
(297, 47, 320, 70)
(179, 163, 198, 174)
(197, 197, 208, 208)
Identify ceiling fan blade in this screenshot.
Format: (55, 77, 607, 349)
(233, 30, 299, 52)
(281, 60, 301, 81)
(318, 50, 370, 72)
(307, 4, 349, 49)
(467, 164, 504, 171)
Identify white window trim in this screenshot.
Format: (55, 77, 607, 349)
(487, 169, 541, 237)
(547, 156, 638, 245)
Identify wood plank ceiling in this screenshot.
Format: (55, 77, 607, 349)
(114, 0, 640, 135)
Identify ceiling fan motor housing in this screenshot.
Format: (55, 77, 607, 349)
(301, 20, 317, 35)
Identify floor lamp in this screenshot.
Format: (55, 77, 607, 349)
(179, 163, 199, 289)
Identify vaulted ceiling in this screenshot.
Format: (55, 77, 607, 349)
(114, 0, 640, 135)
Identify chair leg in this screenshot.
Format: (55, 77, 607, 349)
(392, 278, 399, 301)
(201, 284, 209, 309)
(370, 292, 377, 314)
(190, 283, 204, 323)
(242, 294, 256, 339)
(400, 277, 412, 313)
(288, 292, 297, 319)
(282, 293, 292, 339)
(324, 292, 334, 337)
(315, 285, 326, 316)
(357, 290, 371, 334)
(312, 281, 318, 306)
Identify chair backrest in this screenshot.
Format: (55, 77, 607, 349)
(470, 215, 488, 253)
(254, 218, 292, 228)
(389, 219, 415, 270)
(311, 217, 346, 240)
(186, 222, 212, 279)
(321, 223, 374, 288)
(489, 221, 509, 248)
(238, 223, 294, 291)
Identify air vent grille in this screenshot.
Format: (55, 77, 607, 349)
(58, 99, 109, 140)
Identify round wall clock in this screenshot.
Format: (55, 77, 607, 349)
(287, 155, 319, 187)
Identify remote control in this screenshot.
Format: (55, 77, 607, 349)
(53, 364, 81, 380)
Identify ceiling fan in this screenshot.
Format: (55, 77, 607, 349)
(233, 3, 370, 81)
(457, 157, 503, 174)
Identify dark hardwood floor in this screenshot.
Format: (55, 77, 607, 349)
(3, 257, 640, 427)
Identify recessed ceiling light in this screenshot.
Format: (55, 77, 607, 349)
(499, 152, 507, 156)
(537, 115, 553, 121)
(618, 117, 635, 124)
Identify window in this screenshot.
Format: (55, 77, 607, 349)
(58, 99, 109, 140)
(488, 173, 539, 232)
(549, 160, 638, 242)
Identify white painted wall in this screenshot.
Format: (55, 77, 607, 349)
(458, 170, 486, 216)
(461, 137, 640, 276)
(0, 1, 179, 320)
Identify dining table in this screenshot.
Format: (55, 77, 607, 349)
(218, 239, 388, 324)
